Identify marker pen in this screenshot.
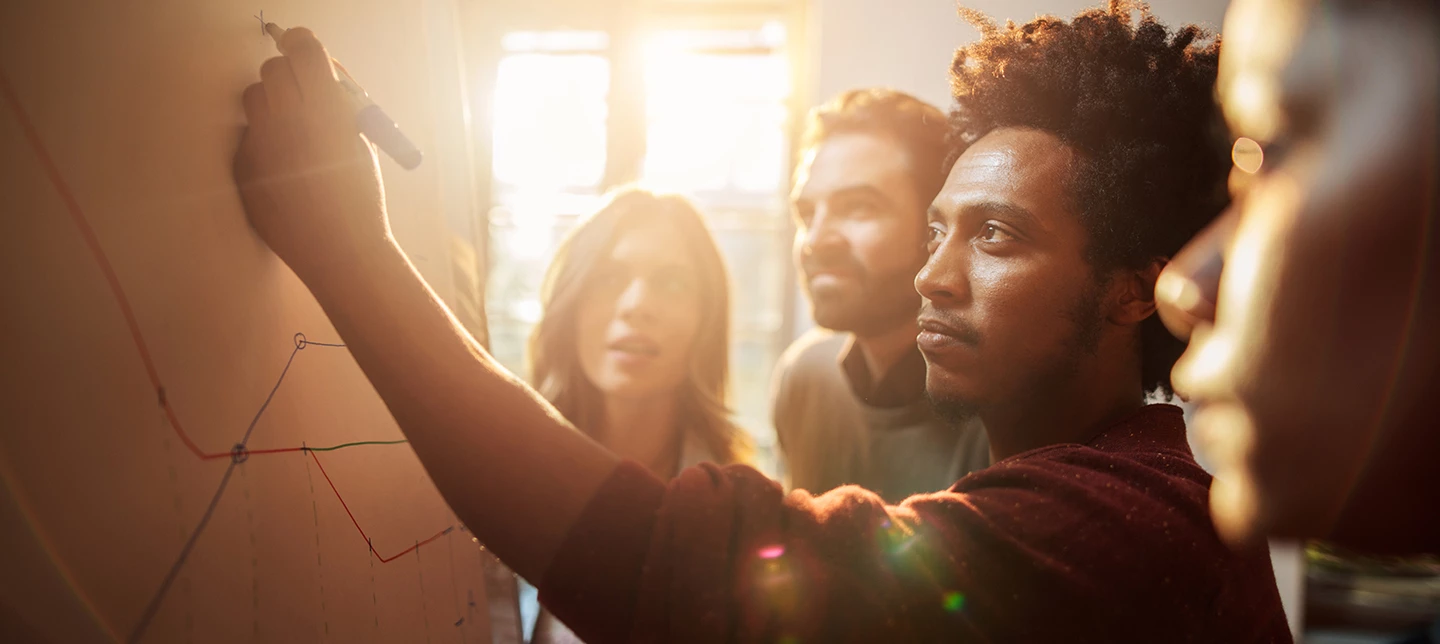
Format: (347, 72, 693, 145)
(264, 22, 423, 170)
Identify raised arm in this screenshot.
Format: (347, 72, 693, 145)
(231, 26, 618, 583)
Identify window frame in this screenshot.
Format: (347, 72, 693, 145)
(461, 0, 810, 460)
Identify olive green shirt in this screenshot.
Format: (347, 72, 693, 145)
(773, 329, 991, 502)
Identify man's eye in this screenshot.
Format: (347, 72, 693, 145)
(927, 223, 947, 242)
(979, 223, 1015, 243)
(926, 223, 946, 253)
(841, 197, 887, 218)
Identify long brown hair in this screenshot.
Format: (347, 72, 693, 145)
(527, 188, 752, 465)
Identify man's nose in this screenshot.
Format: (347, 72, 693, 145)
(801, 206, 846, 258)
(1155, 206, 1235, 340)
(915, 241, 970, 306)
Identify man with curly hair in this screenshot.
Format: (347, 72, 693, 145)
(232, 2, 1292, 641)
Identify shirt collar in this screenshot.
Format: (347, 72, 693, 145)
(839, 335, 930, 408)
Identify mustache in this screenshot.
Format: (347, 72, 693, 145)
(802, 249, 867, 280)
(917, 307, 982, 345)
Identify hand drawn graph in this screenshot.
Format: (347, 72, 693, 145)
(1, 59, 494, 643)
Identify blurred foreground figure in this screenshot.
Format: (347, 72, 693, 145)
(1158, 0, 1440, 556)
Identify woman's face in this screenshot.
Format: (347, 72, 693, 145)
(576, 219, 704, 401)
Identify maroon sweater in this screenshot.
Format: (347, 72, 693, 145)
(540, 405, 1292, 642)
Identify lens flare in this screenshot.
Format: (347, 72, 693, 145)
(942, 591, 967, 613)
(1232, 137, 1264, 174)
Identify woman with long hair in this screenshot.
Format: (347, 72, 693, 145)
(529, 187, 750, 473)
(516, 188, 750, 642)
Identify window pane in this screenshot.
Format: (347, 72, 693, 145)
(639, 28, 794, 466)
(485, 216, 570, 372)
(649, 25, 785, 50)
(501, 30, 609, 52)
(485, 194, 607, 375)
(642, 33, 790, 196)
(711, 225, 789, 471)
(710, 224, 788, 335)
(487, 35, 613, 375)
(492, 53, 609, 190)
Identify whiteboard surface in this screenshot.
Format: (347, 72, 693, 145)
(0, 1, 492, 641)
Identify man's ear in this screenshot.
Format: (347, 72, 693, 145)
(1108, 258, 1166, 325)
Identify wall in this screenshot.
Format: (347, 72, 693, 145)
(0, 0, 491, 641)
(809, 0, 1231, 110)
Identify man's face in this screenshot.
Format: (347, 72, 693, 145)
(917, 128, 1104, 418)
(1163, 0, 1440, 548)
(791, 132, 930, 336)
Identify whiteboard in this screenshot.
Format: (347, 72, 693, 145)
(0, 0, 494, 641)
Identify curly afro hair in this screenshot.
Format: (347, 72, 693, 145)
(948, 0, 1230, 397)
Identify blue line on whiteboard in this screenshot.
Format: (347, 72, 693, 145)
(127, 462, 238, 644)
(128, 332, 330, 643)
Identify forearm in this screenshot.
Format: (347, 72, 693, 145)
(300, 235, 618, 583)
(230, 27, 618, 584)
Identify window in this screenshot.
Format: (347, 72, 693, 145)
(487, 31, 611, 371)
(642, 27, 790, 198)
(484, 21, 798, 473)
(640, 26, 793, 470)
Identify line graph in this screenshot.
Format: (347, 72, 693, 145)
(309, 450, 456, 563)
(1, 69, 468, 643)
(128, 335, 456, 644)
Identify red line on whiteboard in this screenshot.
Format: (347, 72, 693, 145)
(308, 449, 453, 563)
(0, 71, 390, 462)
(1, 66, 450, 563)
(3, 68, 461, 644)
(0, 69, 212, 460)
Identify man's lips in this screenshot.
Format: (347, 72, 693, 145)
(806, 271, 858, 295)
(803, 256, 862, 281)
(806, 267, 858, 282)
(916, 316, 979, 352)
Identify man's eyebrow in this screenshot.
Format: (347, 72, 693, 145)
(830, 184, 892, 203)
(796, 184, 894, 208)
(961, 200, 1042, 228)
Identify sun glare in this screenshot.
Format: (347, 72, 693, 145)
(641, 30, 791, 195)
(492, 53, 610, 190)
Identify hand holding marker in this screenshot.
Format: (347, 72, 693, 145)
(264, 22, 423, 170)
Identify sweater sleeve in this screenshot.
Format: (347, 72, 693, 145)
(539, 449, 1292, 643)
(536, 461, 665, 643)
(537, 459, 1046, 643)
(620, 462, 1003, 643)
